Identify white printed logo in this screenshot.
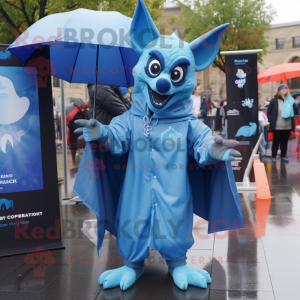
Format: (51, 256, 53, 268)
(227, 109, 240, 116)
(242, 98, 254, 108)
(235, 69, 246, 88)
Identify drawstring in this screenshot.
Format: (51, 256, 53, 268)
(143, 115, 158, 137)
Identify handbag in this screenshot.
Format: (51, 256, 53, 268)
(281, 96, 295, 118)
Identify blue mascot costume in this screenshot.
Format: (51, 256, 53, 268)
(74, 0, 243, 291)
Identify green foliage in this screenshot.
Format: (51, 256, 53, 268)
(0, 0, 165, 44)
(176, 0, 276, 72)
(99, 0, 164, 22)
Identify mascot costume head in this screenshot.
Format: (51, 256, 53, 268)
(130, 0, 228, 116)
(74, 0, 243, 292)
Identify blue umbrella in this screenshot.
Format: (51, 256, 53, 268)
(8, 8, 140, 116)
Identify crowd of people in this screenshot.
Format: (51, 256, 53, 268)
(191, 83, 227, 132)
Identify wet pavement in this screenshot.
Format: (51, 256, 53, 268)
(0, 138, 300, 300)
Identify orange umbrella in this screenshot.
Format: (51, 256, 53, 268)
(258, 63, 300, 86)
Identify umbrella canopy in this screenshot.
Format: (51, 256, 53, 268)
(8, 8, 140, 87)
(258, 63, 300, 86)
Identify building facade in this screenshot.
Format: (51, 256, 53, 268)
(258, 21, 300, 101)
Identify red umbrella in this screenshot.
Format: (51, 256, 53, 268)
(258, 63, 300, 86)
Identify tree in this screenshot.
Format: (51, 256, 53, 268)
(176, 0, 276, 72)
(99, 0, 165, 26)
(0, 0, 165, 44)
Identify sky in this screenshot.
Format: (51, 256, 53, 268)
(266, 0, 300, 24)
(167, 1, 300, 24)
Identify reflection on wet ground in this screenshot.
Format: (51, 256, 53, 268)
(0, 139, 299, 299)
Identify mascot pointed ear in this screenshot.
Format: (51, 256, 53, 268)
(189, 23, 229, 72)
(130, 0, 160, 55)
(171, 29, 180, 39)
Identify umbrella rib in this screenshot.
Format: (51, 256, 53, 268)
(118, 47, 128, 87)
(69, 43, 82, 83)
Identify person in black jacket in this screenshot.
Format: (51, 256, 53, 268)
(88, 84, 128, 125)
(267, 84, 295, 163)
(292, 92, 300, 115)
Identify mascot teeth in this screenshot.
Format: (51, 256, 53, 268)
(148, 85, 173, 108)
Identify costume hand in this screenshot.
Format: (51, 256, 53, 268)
(74, 119, 101, 142)
(208, 135, 242, 162)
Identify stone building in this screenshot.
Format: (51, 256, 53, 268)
(258, 21, 300, 101)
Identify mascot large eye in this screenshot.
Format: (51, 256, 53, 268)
(171, 66, 184, 83)
(148, 59, 161, 76)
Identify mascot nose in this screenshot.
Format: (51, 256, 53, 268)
(156, 78, 171, 93)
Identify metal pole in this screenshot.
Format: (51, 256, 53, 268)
(242, 132, 264, 186)
(60, 79, 68, 198)
(93, 44, 99, 119)
(271, 82, 273, 98)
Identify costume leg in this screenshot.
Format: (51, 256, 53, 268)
(98, 206, 150, 290)
(156, 223, 211, 290)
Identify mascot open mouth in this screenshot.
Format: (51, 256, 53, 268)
(147, 85, 174, 108)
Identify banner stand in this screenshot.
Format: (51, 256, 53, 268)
(221, 49, 262, 192)
(0, 45, 64, 257)
(236, 133, 264, 191)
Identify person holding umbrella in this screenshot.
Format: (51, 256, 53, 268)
(267, 84, 296, 163)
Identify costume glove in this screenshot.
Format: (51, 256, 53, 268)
(207, 135, 242, 161)
(74, 119, 101, 142)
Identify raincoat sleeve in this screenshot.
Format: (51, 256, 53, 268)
(188, 120, 221, 166)
(99, 111, 132, 156)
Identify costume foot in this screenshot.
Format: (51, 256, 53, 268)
(98, 266, 144, 290)
(169, 265, 211, 290)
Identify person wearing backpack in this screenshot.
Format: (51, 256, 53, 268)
(267, 84, 296, 163)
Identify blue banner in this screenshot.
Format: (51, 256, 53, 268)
(0, 66, 43, 193)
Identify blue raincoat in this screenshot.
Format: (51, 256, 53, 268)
(73, 83, 243, 266)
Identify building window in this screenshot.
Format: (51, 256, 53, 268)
(293, 37, 300, 48)
(53, 77, 60, 87)
(288, 77, 300, 89)
(276, 38, 284, 49)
